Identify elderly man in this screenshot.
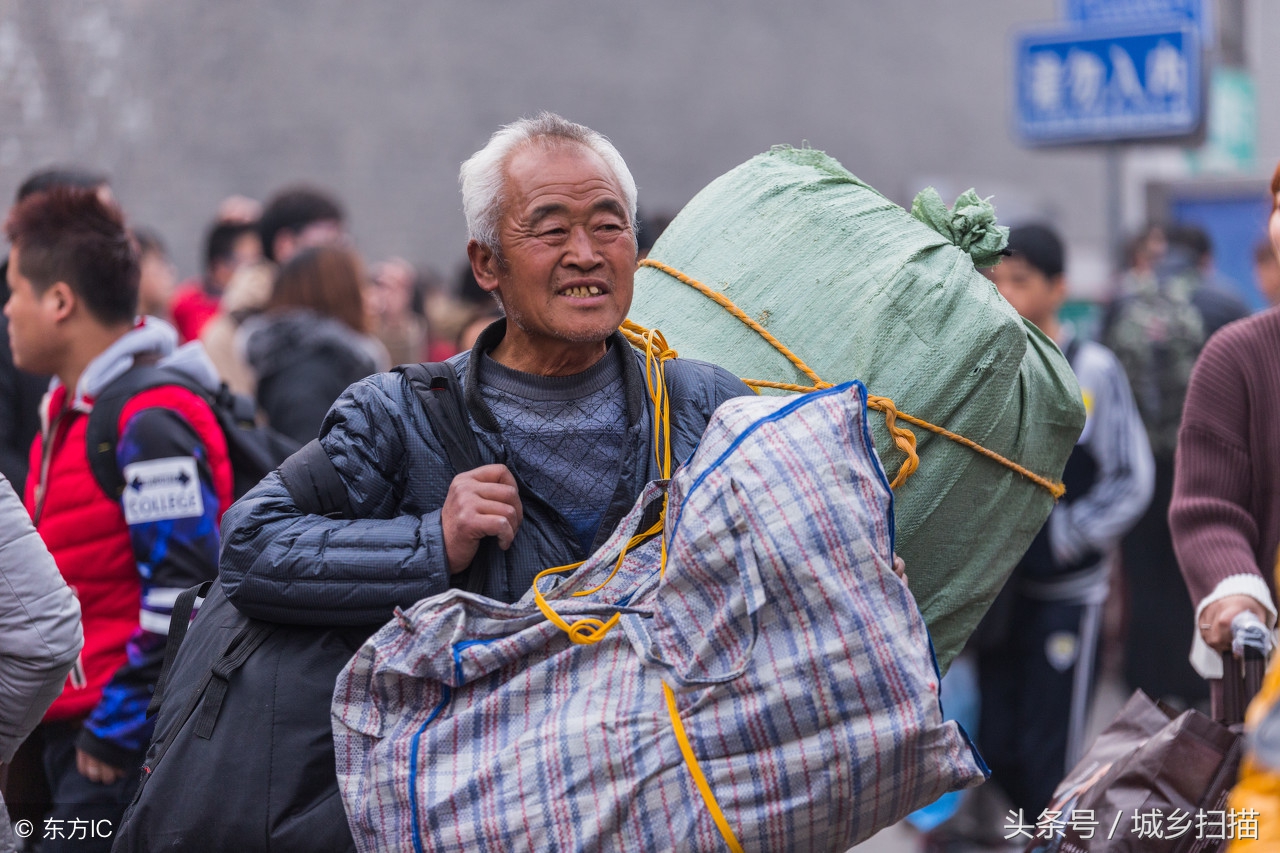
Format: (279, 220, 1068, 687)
(117, 114, 749, 853)
(220, 111, 749, 622)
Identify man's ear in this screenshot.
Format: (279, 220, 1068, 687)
(46, 281, 77, 323)
(467, 240, 501, 294)
(1049, 273, 1069, 311)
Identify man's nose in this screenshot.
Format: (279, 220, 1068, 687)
(563, 225, 602, 268)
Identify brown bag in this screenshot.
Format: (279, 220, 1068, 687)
(1023, 651, 1264, 853)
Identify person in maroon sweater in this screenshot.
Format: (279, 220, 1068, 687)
(1170, 160, 1280, 684)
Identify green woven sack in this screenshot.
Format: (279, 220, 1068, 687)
(629, 146, 1085, 671)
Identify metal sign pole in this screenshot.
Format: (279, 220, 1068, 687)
(1105, 144, 1124, 280)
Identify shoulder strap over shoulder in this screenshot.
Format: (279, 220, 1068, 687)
(276, 362, 477, 522)
(394, 362, 483, 475)
(86, 365, 211, 500)
(394, 361, 494, 596)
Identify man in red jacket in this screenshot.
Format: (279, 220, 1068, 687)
(4, 187, 232, 852)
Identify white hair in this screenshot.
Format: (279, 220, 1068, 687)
(459, 112, 638, 251)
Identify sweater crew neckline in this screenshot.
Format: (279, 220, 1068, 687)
(479, 343, 622, 402)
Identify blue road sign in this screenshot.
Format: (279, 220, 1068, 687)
(1014, 24, 1203, 146)
(1062, 0, 1212, 43)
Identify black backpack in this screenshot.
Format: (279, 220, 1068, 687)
(86, 364, 300, 503)
(114, 363, 497, 853)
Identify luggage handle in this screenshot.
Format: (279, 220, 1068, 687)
(194, 622, 275, 739)
(1217, 612, 1271, 727)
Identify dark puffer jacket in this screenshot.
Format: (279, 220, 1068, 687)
(243, 309, 388, 445)
(220, 325, 751, 626)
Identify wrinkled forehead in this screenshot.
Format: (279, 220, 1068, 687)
(501, 139, 627, 214)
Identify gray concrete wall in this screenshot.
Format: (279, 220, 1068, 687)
(0, 0, 1273, 294)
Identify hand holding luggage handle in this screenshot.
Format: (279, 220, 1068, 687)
(1215, 611, 1272, 728)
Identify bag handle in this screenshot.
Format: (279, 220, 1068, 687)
(1217, 612, 1271, 726)
(193, 622, 275, 739)
(147, 581, 212, 717)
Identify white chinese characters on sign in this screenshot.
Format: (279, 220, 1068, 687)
(1029, 52, 1065, 112)
(1109, 45, 1144, 104)
(1025, 40, 1188, 115)
(1147, 39, 1187, 101)
(1067, 49, 1106, 111)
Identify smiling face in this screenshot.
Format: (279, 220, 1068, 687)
(469, 140, 636, 374)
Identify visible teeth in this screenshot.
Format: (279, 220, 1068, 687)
(564, 285, 602, 297)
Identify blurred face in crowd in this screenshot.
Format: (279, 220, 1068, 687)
(986, 254, 1065, 332)
(211, 231, 263, 291)
(138, 246, 177, 318)
(4, 246, 65, 375)
(1271, 191, 1280, 260)
(469, 140, 636, 373)
(274, 218, 345, 266)
(1257, 245, 1280, 307)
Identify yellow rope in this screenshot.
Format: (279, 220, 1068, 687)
(634, 258, 1065, 499)
(530, 328, 744, 850)
(663, 681, 746, 853)
(530, 520, 663, 644)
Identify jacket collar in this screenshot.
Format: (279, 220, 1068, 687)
(45, 317, 179, 419)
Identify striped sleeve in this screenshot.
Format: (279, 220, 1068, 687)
(80, 402, 223, 765)
(1049, 340, 1155, 565)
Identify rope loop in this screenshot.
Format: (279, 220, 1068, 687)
(866, 395, 920, 489)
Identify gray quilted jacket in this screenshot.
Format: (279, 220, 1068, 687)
(0, 473, 82, 853)
(0, 473, 82, 761)
(220, 327, 751, 626)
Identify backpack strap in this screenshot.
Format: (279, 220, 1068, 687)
(395, 362, 483, 474)
(394, 362, 495, 596)
(86, 365, 211, 500)
(271, 363, 497, 594)
(277, 439, 355, 519)
(147, 580, 212, 717)
(193, 622, 276, 739)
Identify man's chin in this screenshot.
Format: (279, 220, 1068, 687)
(560, 313, 632, 343)
(509, 311, 623, 346)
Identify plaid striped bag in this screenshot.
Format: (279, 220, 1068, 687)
(332, 381, 987, 852)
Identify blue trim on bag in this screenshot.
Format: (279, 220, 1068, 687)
(674, 380, 881, 532)
(922, 628, 988, 777)
(409, 638, 499, 853)
(451, 638, 496, 685)
(955, 719, 990, 778)
(409, 685, 452, 853)
(852, 381, 896, 550)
